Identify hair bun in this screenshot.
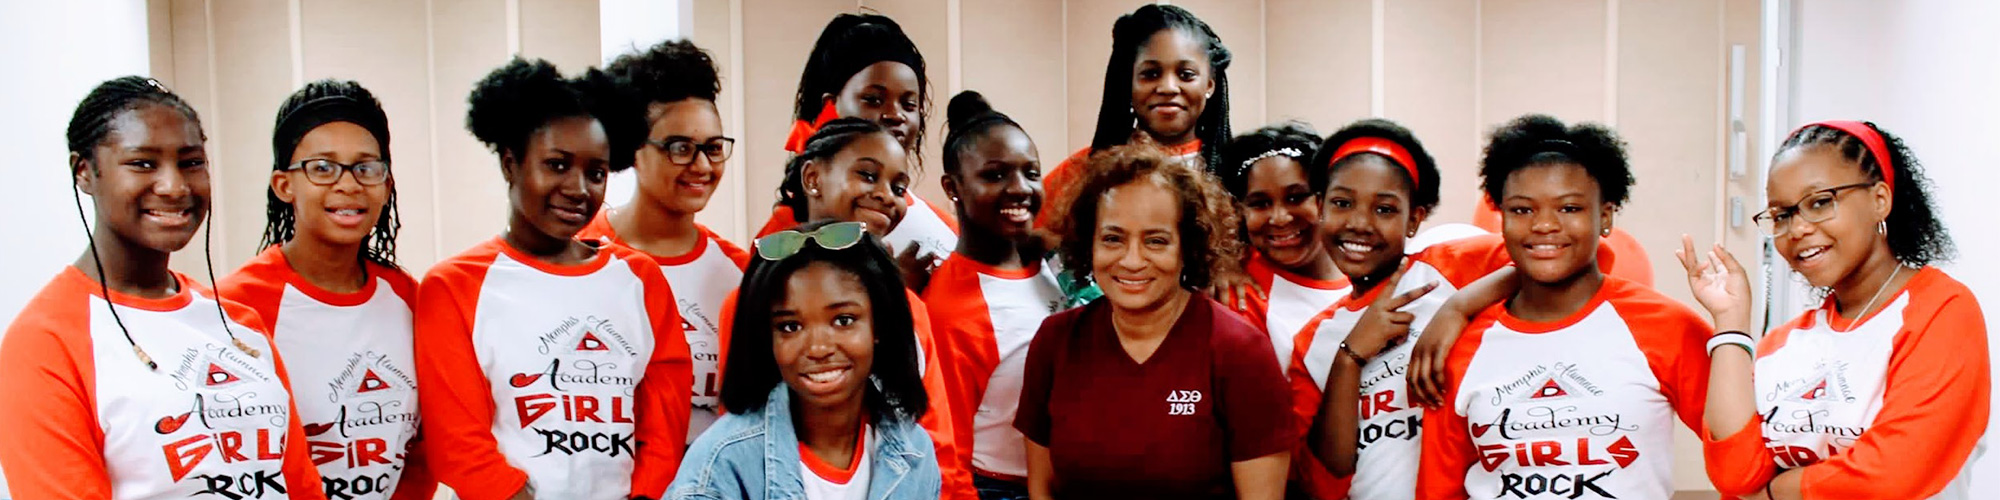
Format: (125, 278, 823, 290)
(464, 57, 568, 150)
(946, 91, 995, 131)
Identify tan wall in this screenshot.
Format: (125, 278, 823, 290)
(158, 1, 1760, 495)
(151, 0, 601, 277)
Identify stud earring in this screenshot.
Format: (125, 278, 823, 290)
(1601, 228, 1612, 236)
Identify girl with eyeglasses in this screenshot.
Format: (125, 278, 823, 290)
(216, 79, 435, 499)
(0, 77, 325, 499)
(722, 117, 975, 499)
(579, 39, 750, 445)
(667, 220, 941, 500)
(414, 58, 691, 500)
(1682, 121, 1986, 499)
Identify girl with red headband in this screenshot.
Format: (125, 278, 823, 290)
(1681, 120, 1986, 499)
(1283, 119, 1521, 500)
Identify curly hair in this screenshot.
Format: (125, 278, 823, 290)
(1220, 121, 1319, 198)
(465, 57, 647, 171)
(1049, 145, 1244, 289)
(605, 38, 720, 114)
(1479, 114, 1633, 208)
(1778, 122, 1953, 266)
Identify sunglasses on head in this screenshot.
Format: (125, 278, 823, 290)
(755, 221, 869, 261)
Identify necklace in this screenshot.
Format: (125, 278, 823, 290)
(1837, 265, 1904, 331)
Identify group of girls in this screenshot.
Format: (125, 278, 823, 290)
(0, 3, 1985, 500)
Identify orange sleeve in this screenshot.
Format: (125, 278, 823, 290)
(1797, 290, 1990, 499)
(920, 194, 962, 235)
(1284, 309, 1352, 499)
(757, 206, 797, 239)
(1415, 314, 1494, 500)
(907, 291, 978, 500)
(705, 225, 752, 270)
(1700, 325, 1792, 497)
(413, 262, 530, 500)
(629, 257, 694, 497)
(0, 283, 112, 499)
(1034, 148, 1092, 229)
(716, 289, 737, 384)
(920, 265, 994, 477)
(1619, 288, 1713, 440)
(216, 264, 285, 333)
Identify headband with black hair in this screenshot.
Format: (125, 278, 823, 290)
(272, 95, 391, 170)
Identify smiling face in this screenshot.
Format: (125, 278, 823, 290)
(1321, 156, 1426, 282)
(505, 115, 611, 243)
(634, 98, 726, 215)
(1091, 178, 1187, 312)
(1766, 146, 1892, 288)
(1497, 162, 1611, 285)
(772, 262, 876, 412)
(947, 126, 1043, 242)
(1129, 29, 1214, 145)
(830, 61, 922, 151)
(803, 132, 911, 239)
(274, 121, 390, 250)
(76, 103, 211, 256)
(1240, 155, 1324, 271)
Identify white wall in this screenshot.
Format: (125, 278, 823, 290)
(1790, 0, 2000, 495)
(0, 3, 152, 495)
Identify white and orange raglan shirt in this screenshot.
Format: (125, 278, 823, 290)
(218, 246, 435, 500)
(579, 213, 750, 444)
(414, 238, 692, 500)
(1418, 276, 1710, 500)
(1286, 235, 1512, 500)
(921, 255, 1066, 481)
(718, 286, 979, 500)
(0, 267, 324, 500)
(1243, 254, 1351, 366)
(1702, 266, 1989, 500)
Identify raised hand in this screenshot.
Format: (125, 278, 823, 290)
(1675, 234, 1753, 332)
(1345, 261, 1439, 361)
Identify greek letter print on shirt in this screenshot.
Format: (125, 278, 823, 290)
(1701, 267, 1989, 499)
(415, 238, 692, 500)
(1286, 235, 1510, 500)
(0, 267, 324, 500)
(1417, 276, 1710, 500)
(580, 212, 751, 444)
(218, 246, 434, 500)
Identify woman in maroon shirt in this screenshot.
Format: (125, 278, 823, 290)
(1016, 145, 1295, 500)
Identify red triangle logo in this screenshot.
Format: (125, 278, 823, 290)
(1531, 378, 1569, 399)
(357, 369, 391, 393)
(1798, 379, 1828, 401)
(204, 363, 242, 387)
(575, 331, 609, 352)
(681, 319, 698, 333)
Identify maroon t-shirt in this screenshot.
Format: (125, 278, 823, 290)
(1014, 294, 1297, 499)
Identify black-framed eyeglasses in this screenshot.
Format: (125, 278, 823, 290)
(646, 137, 735, 166)
(1752, 182, 1876, 236)
(282, 159, 390, 186)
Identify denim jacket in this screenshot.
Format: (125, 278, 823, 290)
(666, 386, 942, 500)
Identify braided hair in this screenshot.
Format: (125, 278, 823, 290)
(260, 79, 400, 267)
(1778, 122, 1953, 266)
(1090, 4, 1231, 172)
(776, 117, 897, 223)
(793, 13, 929, 155)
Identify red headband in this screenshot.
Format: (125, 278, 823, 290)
(1795, 120, 1894, 192)
(1331, 137, 1421, 190)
